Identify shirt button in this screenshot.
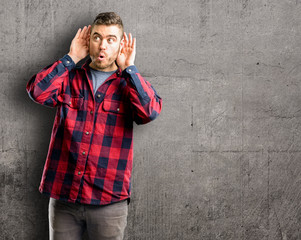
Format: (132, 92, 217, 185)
(78, 171, 81, 175)
(90, 111, 93, 114)
(128, 69, 132, 72)
(117, 108, 120, 111)
(82, 151, 86, 155)
(85, 131, 89, 135)
(97, 94, 101, 98)
(66, 60, 70, 64)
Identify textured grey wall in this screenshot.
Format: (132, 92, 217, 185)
(1, 0, 301, 239)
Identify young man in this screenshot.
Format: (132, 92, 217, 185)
(26, 12, 162, 240)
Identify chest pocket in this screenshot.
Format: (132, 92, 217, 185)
(103, 99, 128, 114)
(59, 94, 84, 109)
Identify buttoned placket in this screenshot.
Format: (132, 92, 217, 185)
(70, 72, 98, 201)
(77, 101, 95, 176)
(74, 82, 106, 191)
(71, 68, 118, 201)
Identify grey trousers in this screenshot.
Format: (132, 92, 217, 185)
(48, 198, 128, 240)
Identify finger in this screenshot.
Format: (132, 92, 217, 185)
(84, 28, 90, 41)
(123, 32, 128, 46)
(86, 33, 90, 46)
(132, 37, 136, 50)
(85, 25, 91, 34)
(79, 26, 87, 38)
(75, 28, 81, 39)
(86, 26, 91, 37)
(79, 26, 85, 39)
(128, 33, 132, 48)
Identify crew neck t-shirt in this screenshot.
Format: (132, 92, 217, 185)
(90, 68, 116, 95)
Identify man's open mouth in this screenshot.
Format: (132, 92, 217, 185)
(98, 53, 106, 60)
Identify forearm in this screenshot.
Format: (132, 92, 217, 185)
(123, 66, 162, 124)
(26, 55, 75, 107)
(67, 53, 82, 65)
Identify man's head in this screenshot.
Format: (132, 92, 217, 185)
(91, 12, 124, 38)
(89, 12, 124, 72)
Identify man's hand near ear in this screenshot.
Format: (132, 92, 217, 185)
(68, 25, 91, 64)
(117, 32, 136, 71)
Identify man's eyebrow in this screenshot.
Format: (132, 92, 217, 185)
(106, 34, 117, 39)
(92, 32, 117, 38)
(92, 32, 102, 37)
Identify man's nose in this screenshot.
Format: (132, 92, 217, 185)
(99, 40, 107, 50)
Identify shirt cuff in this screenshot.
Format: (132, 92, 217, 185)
(60, 54, 76, 71)
(125, 65, 138, 74)
(123, 66, 148, 98)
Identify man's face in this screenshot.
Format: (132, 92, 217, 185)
(89, 24, 123, 72)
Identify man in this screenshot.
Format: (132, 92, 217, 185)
(26, 12, 162, 240)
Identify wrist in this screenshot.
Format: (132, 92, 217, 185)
(67, 53, 81, 64)
(120, 64, 134, 72)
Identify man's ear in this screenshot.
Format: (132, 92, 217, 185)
(87, 36, 90, 54)
(119, 37, 125, 53)
(89, 33, 92, 50)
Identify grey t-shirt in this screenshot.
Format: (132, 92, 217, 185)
(90, 68, 115, 95)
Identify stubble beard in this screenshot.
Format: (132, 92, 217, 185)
(94, 59, 115, 71)
(90, 46, 120, 72)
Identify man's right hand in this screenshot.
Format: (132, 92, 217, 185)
(68, 25, 91, 64)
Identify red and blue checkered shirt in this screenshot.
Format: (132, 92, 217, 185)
(26, 54, 162, 205)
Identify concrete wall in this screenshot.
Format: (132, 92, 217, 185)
(1, 0, 301, 239)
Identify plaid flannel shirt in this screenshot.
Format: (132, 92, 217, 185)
(26, 54, 162, 205)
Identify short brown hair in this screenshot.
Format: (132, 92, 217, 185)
(92, 12, 124, 37)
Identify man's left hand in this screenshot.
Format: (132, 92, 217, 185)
(117, 32, 136, 71)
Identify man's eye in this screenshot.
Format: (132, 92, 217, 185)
(108, 38, 114, 43)
(94, 36, 100, 41)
